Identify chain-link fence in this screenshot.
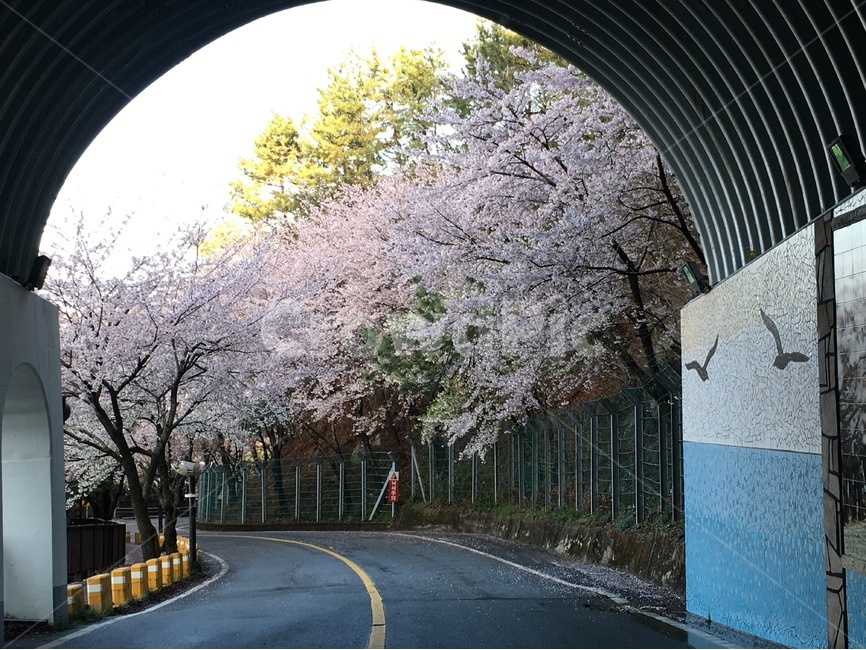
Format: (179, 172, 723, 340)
(198, 451, 398, 524)
(199, 371, 682, 526)
(407, 369, 683, 524)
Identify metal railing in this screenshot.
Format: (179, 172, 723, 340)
(408, 370, 683, 524)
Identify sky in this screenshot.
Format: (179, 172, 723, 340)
(43, 0, 481, 261)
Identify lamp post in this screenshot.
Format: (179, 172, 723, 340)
(174, 460, 206, 572)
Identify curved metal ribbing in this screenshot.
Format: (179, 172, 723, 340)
(1, 0, 864, 283)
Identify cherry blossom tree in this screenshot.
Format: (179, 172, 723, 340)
(377, 53, 700, 447)
(278, 49, 701, 451)
(47, 217, 285, 559)
(217, 42, 703, 458)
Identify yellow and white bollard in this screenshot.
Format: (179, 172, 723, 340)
(181, 553, 190, 577)
(134, 531, 141, 545)
(171, 552, 182, 581)
(86, 574, 112, 613)
(125, 531, 131, 543)
(130, 562, 148, 598)
(67, 583, 85, 617)
(110, 567, 132, 606)
(160, 554, 173, 585)
(146, 558, 162, 591)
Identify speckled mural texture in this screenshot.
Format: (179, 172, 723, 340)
(684, 442, 825, 648)
(681, 226, 820, 454)
(835, 189, 866, 216)
(848, 570, 866, 648)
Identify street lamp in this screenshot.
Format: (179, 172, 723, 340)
(174, 460, 206, 572)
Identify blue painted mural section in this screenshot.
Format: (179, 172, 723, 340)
(849, 570, 866, 648)
(684, 442, 825, 648)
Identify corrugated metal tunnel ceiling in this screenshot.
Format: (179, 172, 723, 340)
(1, 0, 865, 284)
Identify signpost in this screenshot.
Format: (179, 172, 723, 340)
(387, 471, 399, 503)
(369, 464, 399, 521)
(387, 470, 399, 517)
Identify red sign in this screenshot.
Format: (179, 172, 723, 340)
(387, 471, 400, 503)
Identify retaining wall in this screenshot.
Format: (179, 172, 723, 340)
(394, 506, 684, 593)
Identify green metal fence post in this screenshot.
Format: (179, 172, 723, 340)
(543, 424, 551, 510)
(220, 469, 226, 524)
(493, 441, 499, 505)
(339, 457, 345, 520)
(241, 467, 247, 524)
(448, 443, 454, 505)
(361, 454, 367, 519)
(579, 404, 598, 515)
(471, 452, 477, 504)
(623, 388, 644, 525)
(600, 399, 619, 519)
(557, 427, 565, 509)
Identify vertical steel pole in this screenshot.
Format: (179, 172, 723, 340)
(518, 434, 525, 508)
(471, 452, 477, 504)
(429, 444, 435, 502)
(241, 467, 247, 524)
(531, 426, 539, 507)
(261, 463, 267, 524)
(295, 463, 301, 520)
(590, 414, 598, 515)
(339, 459, 345, 520)
(659, 396, 669, 518)
(189, 474, 200, 571)
(220, 470, 226, 524)
(544, 427, 551, 511)
(575, 423, 581, 510)
(635, 399, 644, 524)
(671, 395, 683, 521)
(201, 472, 209, 522)
(609, 406, 619, 519)
(316, 460, 322, 523)
(493, 441, 499, 505)
(410, 443, 417, 501)
(508, 434, 517, 504)
(361, 458, 367, 519)
(558, 427, 564, 509)
(622, 388, 645, 526)
(448, 444, 454, 505)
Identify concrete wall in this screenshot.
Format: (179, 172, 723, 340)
(0, 274, 67, 624)
(681, 226, 827, 647)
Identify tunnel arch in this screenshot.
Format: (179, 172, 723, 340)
(1, 1, 865, 283)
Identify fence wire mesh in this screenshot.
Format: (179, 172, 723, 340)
(199, 452, 397, 524)
(409, 370, 683, 524)
(198, 372, 682, 526)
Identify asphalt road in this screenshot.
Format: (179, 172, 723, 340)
(14, 531, 734, 649)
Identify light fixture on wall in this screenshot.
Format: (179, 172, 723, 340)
(828, 135, 866, 189)
(682, 260, 711, 294)
(23, 255, 51, 290)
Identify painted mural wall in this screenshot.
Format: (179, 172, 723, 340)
(681, 226, 826, 647)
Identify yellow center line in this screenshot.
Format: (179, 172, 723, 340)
(214, 534, 386, 649)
